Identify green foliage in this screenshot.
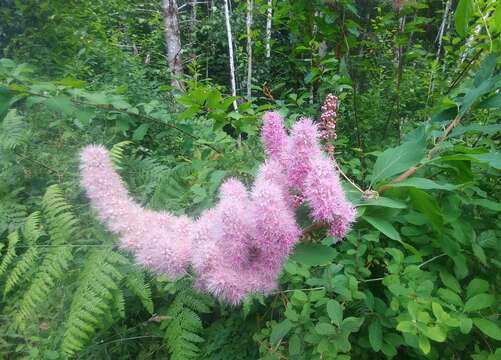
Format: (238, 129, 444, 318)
(61, 249, 129, 356)
(162, 280, 213, 360)
(0, 1, 500, 359)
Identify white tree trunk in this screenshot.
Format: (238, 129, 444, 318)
(162, 0, 184, 90)
(246, 0, 253, 99)
(435, 0, 452, 63)
(265, 0, 272, 58)
(190, 0, 197, 37)
(223, 0, 238, 110)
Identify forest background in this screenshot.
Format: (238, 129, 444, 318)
(0, 0, 500, 359)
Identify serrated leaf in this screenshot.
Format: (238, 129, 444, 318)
(326, 299, 343, 326)
(316, 322, 337, 335)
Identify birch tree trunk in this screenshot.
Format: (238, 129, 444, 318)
(246, 0, 253, 99)
(162, 0, 184, 90)
(265, 0, 272, 58)
(190, 0, 197, 40)
(223, 0, 238, 110)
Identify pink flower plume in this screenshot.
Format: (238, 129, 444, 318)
(80, 110, 356, 304)
(80, 145, 193, 278)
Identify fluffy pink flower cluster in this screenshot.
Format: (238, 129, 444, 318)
(80, 111, 355, 304)
(319, 93, 338, 156)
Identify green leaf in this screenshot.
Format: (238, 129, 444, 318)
(316, 322, 337, 335)
(477, 93, 501, 109)
(358, 197, 407, 209)
(468, 152, 501, 170)
(432, 302, 448, 322)
(454, 0, 473, 37)
(292, 290, 308, 303)
(291, 244, 336, 267)
(397, 321, 414, 333)
(368, 320, 383, 352)
(45, 95, 74, 115)
(466, 279, 489, 299)
(459, 317, 473, 334)
(496, 1, 501, 33)
(473, 318, 501, 340)
(463, 294, 494, 312)
(363, 216, 401, 241)
(422, 326, 446, 342)
(473, 54, 497, 87)
(341, 317, 364, 333)
(470, 198, 501, 211)
(390, 178, 457, 191)
(438, 288, 463, 306)
(288, 334, 301, 355)
(270, 319, 293, 347)
(371, 139, 426, 185)
(418, 336, 431, 354)
(451, 123, 501, 136)
(132, 123, 150, 141)
(326, 300, 343, 326)
(439, 271, 461, 293)
(409, 189, 443, 232)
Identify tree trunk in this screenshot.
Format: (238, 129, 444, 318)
(223, 0, 238, 110)
(265, 0, 272, 58)
(246, 0, 253, 99)
(162, 0, 184, 90)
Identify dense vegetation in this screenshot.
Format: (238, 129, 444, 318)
(0, 0, 500, 359)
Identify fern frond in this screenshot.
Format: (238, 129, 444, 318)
(3, 246, 38, 297)
(61, 249, 127, 356)
(42, 185, 78, 244)
(22, 211, 42, 243)
(3, 212, 44, 296)
(0, 231, 20, 277)
(163, 282, 212, 360)
(15, 186, 77, 325)
(125, 269, 154, 314)
(0, 109, 28, 149)
(15, 246, 73, 325)
(110, 140, 133, 169)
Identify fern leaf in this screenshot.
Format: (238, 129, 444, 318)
(3, 212, 43, 296)
(61, 249, 127, 356)
(0, 231, 20, 277)
(3, 246, 38, 297)
(163, 282, 212, 360)
(125, 269, 154, 314)
(22, 211, 42, 243)
(0, 109, 28, 149)
(15, 246, 73, 325)
(110, 140, 133, 169)
(15, 186, 77, 326)
(42, 185, 78, 244)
